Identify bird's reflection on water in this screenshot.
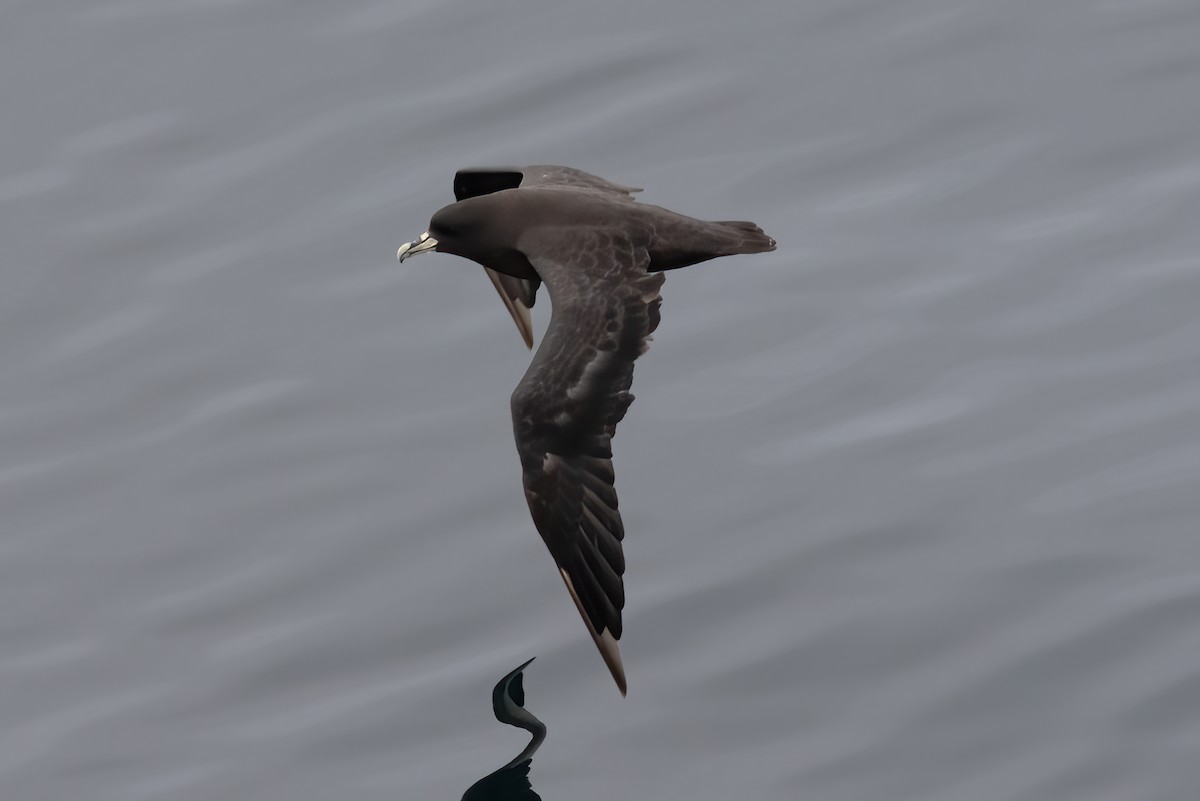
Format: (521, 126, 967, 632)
(461, 658, 546, 800)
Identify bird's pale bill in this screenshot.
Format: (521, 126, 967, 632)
(396, 231, 438, 262)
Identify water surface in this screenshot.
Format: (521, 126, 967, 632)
(3, 1, 1200, 799)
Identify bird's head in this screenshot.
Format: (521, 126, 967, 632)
(397, 198, 505, 265)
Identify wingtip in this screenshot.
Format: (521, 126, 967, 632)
(516, 308, 535, 349)
(484, 267, 536, 349)
(558, 568, 629, 696)
(597, 628, 627, 697)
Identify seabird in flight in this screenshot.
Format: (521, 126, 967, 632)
(397, 166, 775, 694)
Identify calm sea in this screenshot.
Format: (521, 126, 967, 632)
(2, 1, 1199, 799)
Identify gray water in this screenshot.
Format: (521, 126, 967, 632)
(3, 1, 1200, 799)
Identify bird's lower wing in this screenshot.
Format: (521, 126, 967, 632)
(509, 228, 663, 695)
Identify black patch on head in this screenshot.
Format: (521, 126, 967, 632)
(454, 168, 524, 201)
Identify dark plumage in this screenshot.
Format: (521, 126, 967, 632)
(397, 166, 775, 694)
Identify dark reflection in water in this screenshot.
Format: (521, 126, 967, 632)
(462, 658, 546, 801)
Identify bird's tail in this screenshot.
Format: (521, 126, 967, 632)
(711, 220, 777, 254)
(648, 216, 777, 271)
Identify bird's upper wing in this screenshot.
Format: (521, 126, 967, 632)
(516, 165, 642, 199)
(509, 227, 663, 695)
(484, 268, 540, 350)
(454, 165, 641, 202)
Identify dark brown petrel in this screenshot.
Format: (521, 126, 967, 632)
(397, 166, 775, 694)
